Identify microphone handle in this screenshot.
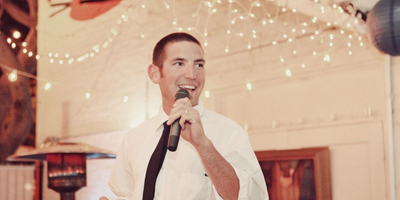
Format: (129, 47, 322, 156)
(167, 88, 189, 152)
(167, 118, 181, 151)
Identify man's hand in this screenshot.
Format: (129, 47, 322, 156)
(166, 98, 208, 147)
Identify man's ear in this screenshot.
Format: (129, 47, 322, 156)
(148, 64, 161, 84)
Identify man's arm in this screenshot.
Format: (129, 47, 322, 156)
(193, 137, 240, 200)
(167, 98, 239, 199)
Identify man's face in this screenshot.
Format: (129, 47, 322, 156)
(158, 41, 205, 108)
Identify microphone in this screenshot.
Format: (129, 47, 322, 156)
(167, 88, 189, 152)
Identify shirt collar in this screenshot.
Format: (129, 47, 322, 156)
(155, 100, 204, 129)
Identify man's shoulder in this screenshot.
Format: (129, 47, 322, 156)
(126, 115, 158, 135)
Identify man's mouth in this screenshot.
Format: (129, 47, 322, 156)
(178, 85, 196, 91)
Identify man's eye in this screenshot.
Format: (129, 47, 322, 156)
(174, 62, 183, 66)
(195, 63, 204, 68)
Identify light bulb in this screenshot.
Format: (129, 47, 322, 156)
(45, 83, 52, 90)
(323, 54, 330, 62)
(123, 95, 129, 103)
(8, 70, 18, 82)
(285, 69, 292, 77)
(246, 83, 252, 90)
(13, 30, 21, 39)
(205, 90, 210, 98)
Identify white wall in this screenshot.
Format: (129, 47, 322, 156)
(36, 0, 395, 199)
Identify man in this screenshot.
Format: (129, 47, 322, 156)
(108, 32, 269, 200)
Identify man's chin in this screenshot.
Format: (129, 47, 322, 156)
(190, 99, 200, 107)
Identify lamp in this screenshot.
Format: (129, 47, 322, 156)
(8, 138, 116, 200)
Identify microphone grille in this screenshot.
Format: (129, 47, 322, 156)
(175, 88, 189, 100)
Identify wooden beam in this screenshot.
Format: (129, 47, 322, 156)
(2, 0, 31, 27)
(0, 33, 34, 163)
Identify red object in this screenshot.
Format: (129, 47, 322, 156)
(70, 0, 121, 20)
(46, 153, 87, 200)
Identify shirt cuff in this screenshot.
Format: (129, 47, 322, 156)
(211, 166, 251, 200)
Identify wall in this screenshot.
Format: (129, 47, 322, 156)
(36, 1, 395, 199)
(390, 56, 400, 200)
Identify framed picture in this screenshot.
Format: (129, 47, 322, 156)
(255, 147, 331, 200)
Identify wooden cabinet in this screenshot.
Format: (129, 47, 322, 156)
(255, 147, 331, 200)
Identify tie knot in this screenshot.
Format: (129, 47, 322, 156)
(163, 121, 171, 130)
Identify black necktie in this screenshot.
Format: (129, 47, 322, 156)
(143, 122, 171, 200)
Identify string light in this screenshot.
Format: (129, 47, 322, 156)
(205, 90, 210, 98)
(85, 92, 91, 99)
(285, 69, 292, 77)
(123, 95, 129, 103)
(0, 0, 366, 101)
(45, 83, 52, 90)
(323, 54, 331, 62)
(246, 82, 252, 90)
(13, 31, 21, 39)
(8, 69, 18, 82)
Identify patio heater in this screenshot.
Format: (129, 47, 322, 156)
(8, 139, 116, 200)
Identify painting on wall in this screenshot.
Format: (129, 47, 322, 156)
(255, 147, 331, 200)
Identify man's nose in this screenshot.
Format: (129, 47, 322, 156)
(184, 65, 197, 79)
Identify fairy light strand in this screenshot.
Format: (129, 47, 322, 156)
(0, 0, 367, 101)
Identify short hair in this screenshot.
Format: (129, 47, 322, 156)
(152, 32, 203, 68)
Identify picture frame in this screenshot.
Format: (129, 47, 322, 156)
(255, 147, 332, 200)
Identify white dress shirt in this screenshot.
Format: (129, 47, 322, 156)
(108, 101, 269, 200)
